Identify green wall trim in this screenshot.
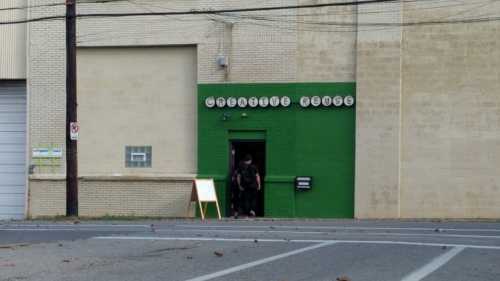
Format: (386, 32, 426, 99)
(198, 82, 355, 218)
(196, 174, 227, 181)
(228, 130, 266, 140)
(265, 175, 296, 183)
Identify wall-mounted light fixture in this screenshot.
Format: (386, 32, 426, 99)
(222, 112, 231, 121)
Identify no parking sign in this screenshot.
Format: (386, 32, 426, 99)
(70, 122, 79, 141)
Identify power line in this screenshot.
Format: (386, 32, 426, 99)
(0, 0, 129, 12)
(75, 0, 409, 18)
(245, 0, 492, 18)
(0, 0, 401, 25)
(1, 0, 499, 26)
(0, 2, 62, 12)
(222, 11, 500, 28)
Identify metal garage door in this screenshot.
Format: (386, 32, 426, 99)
(0, 81, 26, 220)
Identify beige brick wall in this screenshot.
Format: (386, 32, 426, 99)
(28, 178, 66, 218)
(79, 178, 194, 217)
(77, 47, 198, 176)
(0, 0, 27, 79)
(27, 0, 67, 176)
(28, 0, 500, 219)
(356, 0, 500, 218)
(28, 0, 339, 218)
(355, 1, 402, 218)
(27, 0, 67, 217)
(75, 0, 299, 83)
(297, 1, 356, 82)
(399, 1, 500, 218)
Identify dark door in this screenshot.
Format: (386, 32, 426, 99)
(229, 141, 266, 217)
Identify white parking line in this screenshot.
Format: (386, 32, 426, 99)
(3, 224, 150, 228)
(183, 241, 336, 281)
(175, 224, 500, 233)
(360, 232, 500, 240)
(92, 236, 500, 250)
(338, 240, 500, 250)
(158, 229, 327, 235)
(93, 236, 321, 243)
(0, 228, 133, 232)
(400, 246, 466, 281)
(5, 227, 500, 240)
(160, 228, 500, 240)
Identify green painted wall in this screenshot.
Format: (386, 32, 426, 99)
(198, 83, 355, 218)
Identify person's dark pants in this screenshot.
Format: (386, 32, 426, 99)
(243, 188, 258, 215)
(231, 187, 242, 215)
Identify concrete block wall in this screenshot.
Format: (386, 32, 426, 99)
(28, 179, 66, 218)
(76, 0, 299, 83)
(400, 1, 500, 218)
(27, 0, 67, 217)
(27, 0, 500, 219)
(27, 0, 359, 217)
(297, 0, 357, 82)
(356, 0, 500, 218)
(79, 178, 194, 217)
(0, 0, 27, 79)
(355, 1, 402, 218)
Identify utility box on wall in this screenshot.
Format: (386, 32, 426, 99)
(295, 176, 312, 190)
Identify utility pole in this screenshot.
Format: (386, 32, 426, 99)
(66, 0, 78, 216)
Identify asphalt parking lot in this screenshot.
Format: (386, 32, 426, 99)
(1, 220, 500, 281)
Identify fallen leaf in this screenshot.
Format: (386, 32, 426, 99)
(337, 276, 352, 281)
(214, 251, 224, 257)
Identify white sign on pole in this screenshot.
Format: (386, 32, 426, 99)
(70, 122, 79, 140)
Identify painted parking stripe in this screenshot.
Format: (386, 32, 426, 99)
(159, 228, 500, 240)
(2, 224, 150, 228)
(357, 232, 500, 240)
(92, 236, 500, 250)
(175, 224, 500, 233)
(93, 236, 322, 243)
(338, 240, 500, 251)
(158, 229, 327, 235)
(5, 227, 500, 240)
(0, 228, 142, 232)
(183, 241, 336, 281)
(400, 246, 465, 281)
(4, 223, 500, 233)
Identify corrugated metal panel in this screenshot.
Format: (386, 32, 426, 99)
(0, 81, 26, 220)
(0, 0, 27, 79)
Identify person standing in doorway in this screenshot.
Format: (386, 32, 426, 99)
(230, 164, 243, 218)
(237, 154, 261, 217)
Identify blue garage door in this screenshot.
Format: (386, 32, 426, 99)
(0, 81, 26, 220)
